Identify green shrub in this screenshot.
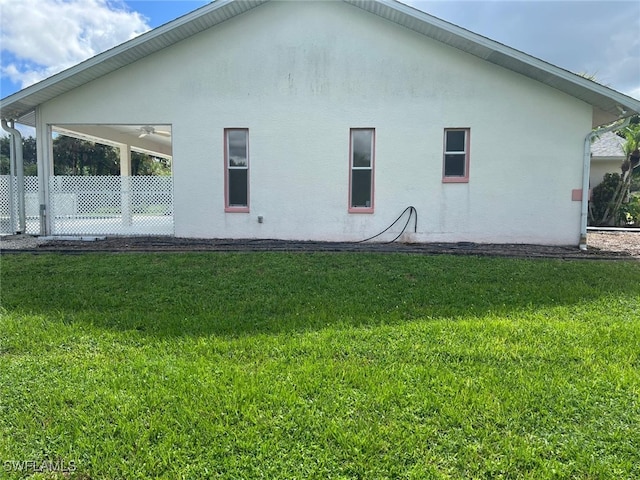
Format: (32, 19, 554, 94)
(589, 173, 621, 226)
(621, 194, 640, 226)
(631, 170, 640, 192)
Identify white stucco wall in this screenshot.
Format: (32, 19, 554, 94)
(591, 159, 623, 188)
(38, 0, 593, 245)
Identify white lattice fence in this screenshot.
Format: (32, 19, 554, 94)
(50, 176, 173, 236)
(0, 175, 12, 234)
(0, 175, 39, 235)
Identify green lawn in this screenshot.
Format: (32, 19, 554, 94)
(1, 253, 639, 479)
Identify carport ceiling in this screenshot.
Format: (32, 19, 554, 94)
(53, 124, 172, 159)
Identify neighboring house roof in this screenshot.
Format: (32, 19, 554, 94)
(1, 0, 639, 127)
(591, 131, 626, 160)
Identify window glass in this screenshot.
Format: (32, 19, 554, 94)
(445, 130, 465, 153)
(352, 130, 372, 168)
(228, 169, 248, 206)
(444, 154, 465, 177)
(228, 130, 247, 167)
(351, 170, 372, 208)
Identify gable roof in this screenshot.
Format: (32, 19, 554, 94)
(2, 0, 639, 128)
(591, 131, 626, 159)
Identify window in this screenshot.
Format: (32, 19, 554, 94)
(225, 128, 249, 212)
(349, 128, 375, 212)
(443, 128, 470, 183)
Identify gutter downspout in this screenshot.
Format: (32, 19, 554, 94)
(1, 119, 25, 233)
(6, 122, 16, 233)
(580, 115, 631, 250)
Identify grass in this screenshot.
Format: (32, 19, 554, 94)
(0, 252, 639, 479)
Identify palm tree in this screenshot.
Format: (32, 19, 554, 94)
(599, 124, 640, 225)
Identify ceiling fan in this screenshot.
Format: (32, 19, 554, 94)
(138, 126, 171, 138)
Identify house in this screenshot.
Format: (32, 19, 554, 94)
(590, 131, 626, 188)
(2, 0, 639, 246)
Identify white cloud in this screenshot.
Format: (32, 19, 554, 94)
(0, 0, 150, 88)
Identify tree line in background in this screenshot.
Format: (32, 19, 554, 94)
(0, 135, 37, 175)
(0, 135, 171, 176)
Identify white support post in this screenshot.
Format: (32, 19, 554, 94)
(119, 144, 133, 227)
(7, 123, 16, 233)
(120, 144, 133, 227)
(36, 110, 52, 235)
(1, 119, 25, 233)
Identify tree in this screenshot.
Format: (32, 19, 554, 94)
(53, 136, 120, 175)
(624, 116, 640, 193)
(0, 135, 38, 175)
(590, 173, 622, 225)
(1, 134, 171, 177)
(131, 151, 172, 176)
(0, 138, 7, 175)
(52, 135, 172, 176)
(591, 121, 640, 226)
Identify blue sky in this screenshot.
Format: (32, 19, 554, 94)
(1, 0, 639, 101)
(122, 0, 209, 28)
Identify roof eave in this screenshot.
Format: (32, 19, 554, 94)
(592, 156, 625, 161)
(347, 0, 640, 128)
(2, 0, 639, 128)
(0, 0, 268, 121)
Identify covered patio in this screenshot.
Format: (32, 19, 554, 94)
(1, 122, 174, 236)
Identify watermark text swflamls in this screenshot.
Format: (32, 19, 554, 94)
(3, 459, 77, 473)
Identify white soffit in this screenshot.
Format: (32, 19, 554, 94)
(1, 0, 639, 128)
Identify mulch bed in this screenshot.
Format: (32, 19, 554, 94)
(4, 236, 637, 260)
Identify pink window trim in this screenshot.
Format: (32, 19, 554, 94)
(224, 128, 250, 213)
(442, 176, 470, 184)
(225, 206, 250, 213)
(442, 128, 470, 183)
(348, 128, 375, 214)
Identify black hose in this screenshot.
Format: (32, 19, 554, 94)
(356, 206, 417, 244)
